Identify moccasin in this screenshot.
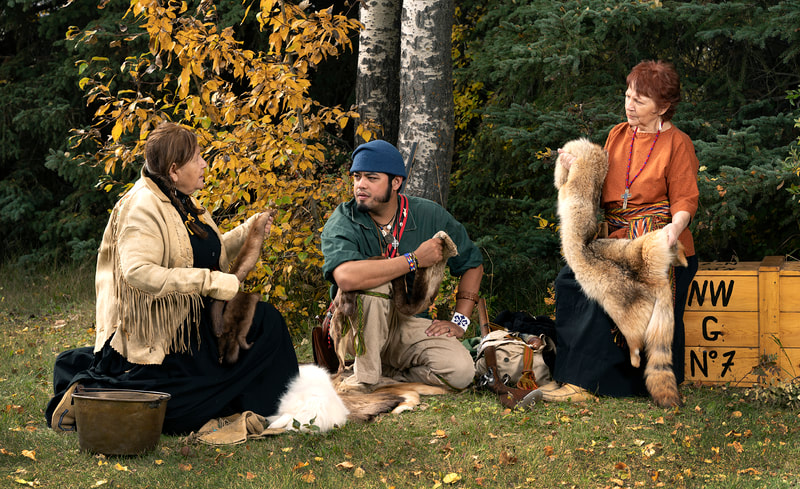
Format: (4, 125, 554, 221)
(535, 381, 561, 393)
(540, 382, 595, 402)
(50, 382, 81, 432)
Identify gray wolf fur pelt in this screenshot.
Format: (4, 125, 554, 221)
(266, 364, 448, 433)
(328, 230, 459, 373)
(554, 138, 687, 408)
(209, 212, 272, 365)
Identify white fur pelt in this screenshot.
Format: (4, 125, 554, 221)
(267, 364, 350, 433)
(554, 138, 687, 408)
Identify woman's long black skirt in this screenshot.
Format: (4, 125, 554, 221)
(45, 301, 299, 434)
(552, 256, 697, 397)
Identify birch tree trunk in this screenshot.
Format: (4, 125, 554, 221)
(355, 0, 401, 145)
(397, 0, 454, 207)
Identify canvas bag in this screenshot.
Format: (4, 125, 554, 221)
(474, 330, 553, 389)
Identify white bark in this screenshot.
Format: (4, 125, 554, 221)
(356, 0, 401, 144)
(397, 0, 454, 206)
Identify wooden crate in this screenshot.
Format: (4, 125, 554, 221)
(684, 256, 800, 385)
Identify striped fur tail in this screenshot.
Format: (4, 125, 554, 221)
(643, 286, 682, 408)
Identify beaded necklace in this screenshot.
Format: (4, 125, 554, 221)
(622, 126, 660, 209)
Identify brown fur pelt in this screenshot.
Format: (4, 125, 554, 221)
(554, 138, 687, 408)
(333, 373, 450, 420)
(209, 212, 272, 365)
(328, 231, 459, 373)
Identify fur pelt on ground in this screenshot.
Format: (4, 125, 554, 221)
(554, 138, 687, 408)
(209, 211, 272, 365)
(328, 230, 458, 373)
(265, 364, 448, 433)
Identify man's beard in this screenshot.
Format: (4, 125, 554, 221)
(356, 183, 392, 213)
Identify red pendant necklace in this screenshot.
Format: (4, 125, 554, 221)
(622, 126, 660, 209)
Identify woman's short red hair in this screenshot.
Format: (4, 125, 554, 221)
(626, 60, 681, 121)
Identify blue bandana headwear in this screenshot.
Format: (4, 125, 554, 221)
(350, 140, 407, 178)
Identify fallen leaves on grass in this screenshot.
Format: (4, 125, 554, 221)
(443, 472, 461, 484)
(498, 450, 517, 465)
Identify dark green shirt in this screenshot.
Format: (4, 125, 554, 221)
(321, 195, 483, 285)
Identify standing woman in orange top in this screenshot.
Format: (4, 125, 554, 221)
(543, 60, 700, 402)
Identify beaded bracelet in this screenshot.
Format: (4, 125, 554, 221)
(451, 312, 470, 331)
(404, 252, 417, 272)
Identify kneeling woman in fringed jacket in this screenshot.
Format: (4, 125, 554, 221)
(46, 122, 299, 434)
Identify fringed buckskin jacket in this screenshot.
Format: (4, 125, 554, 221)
(94, 169, 258, 365)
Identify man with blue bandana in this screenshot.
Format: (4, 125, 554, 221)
(321, 140, 483, 390)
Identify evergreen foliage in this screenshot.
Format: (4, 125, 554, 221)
(2, 0, 800, 319)
(0, 0, 117, 261)
(451, 0, 800, 313)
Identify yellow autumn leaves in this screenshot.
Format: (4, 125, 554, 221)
(69, 1, 367, 323)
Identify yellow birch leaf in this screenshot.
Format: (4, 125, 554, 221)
(442, 472, 461, 484)
(111, 121, 123, 142)
(21, 450, 35, 461)
(443, 473, 461, 484)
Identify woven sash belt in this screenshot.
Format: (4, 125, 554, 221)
(605, 199, 671, 238)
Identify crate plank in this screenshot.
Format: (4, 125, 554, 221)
(685, 273, 758, 312)
(779, 276, 800, 312)
(685, 347, 760, 385)
(684, 311, 759, 347)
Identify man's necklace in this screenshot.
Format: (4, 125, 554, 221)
(374, 216, 399, 250)
(371, 195, 409, 258)
(622, 126, 660, 209)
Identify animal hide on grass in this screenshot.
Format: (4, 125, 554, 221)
(555, 138, 686, 408)
(266, 364, 448, 433)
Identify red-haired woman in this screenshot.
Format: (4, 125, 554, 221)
(547, 60, 700, 401)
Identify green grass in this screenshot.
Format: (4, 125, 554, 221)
(2, 262, 799, 488)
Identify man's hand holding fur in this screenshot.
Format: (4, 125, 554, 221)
(412, 236, 446, 268)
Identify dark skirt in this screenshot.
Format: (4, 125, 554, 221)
(552, 256, 698, 397)
(45, 301, 299, 434)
